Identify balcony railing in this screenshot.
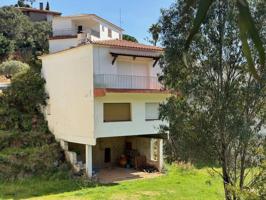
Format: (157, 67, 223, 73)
(53, 28, 100, 38)
(94, 74, 163, 90)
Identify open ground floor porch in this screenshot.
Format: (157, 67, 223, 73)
(60, 135, 165, 182)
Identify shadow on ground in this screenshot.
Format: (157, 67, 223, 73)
(0, 176, 118, 199)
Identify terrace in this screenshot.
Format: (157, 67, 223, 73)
(94, 74, 163, 90)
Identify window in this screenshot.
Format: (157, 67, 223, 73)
(108, 28, 112, 38)
(104, 103, 131, 122)
(150, 139, 158, 161)
(102, 25, 105, 32)
(77, 25, 83, 33)
(145, 103, 160, 121)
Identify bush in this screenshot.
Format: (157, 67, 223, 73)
(0, 60, 30, 78)
(0, 131, 67, 181)
(0, 69, 47, 131)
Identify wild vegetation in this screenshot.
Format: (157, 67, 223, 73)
(0, 6, 72, 181)
(159, 0, 266, 199)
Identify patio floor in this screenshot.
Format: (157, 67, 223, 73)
(96, 167, 162, 184)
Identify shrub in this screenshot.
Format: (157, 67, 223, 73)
(0, 69, 47, 131)
(0, 60, 30, 79)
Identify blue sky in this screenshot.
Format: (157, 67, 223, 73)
(0, 0, 173, 44)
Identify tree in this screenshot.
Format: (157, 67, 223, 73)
(14, 0, 34, 8)
(122, 34, 138, 43)
(0, 6, 51, 131)
(159, 1, 266, 199)
(0, 34, 14, 62)
(148, 23, 161, 46)
(0, 69, 47, 131)
(184, 0, 265, 81)
(0, 6, 51, 66)
(0, 60, 30, 79)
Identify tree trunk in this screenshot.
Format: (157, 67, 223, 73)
(221, 147, 232, 200)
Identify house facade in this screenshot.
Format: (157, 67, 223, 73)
(18, 4, 61, 22)
(40, 14, 169, 177)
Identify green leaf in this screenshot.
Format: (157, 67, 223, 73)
(238, 12, 260, 80)
(185, 0, 214, 50)
(237, 0, 265, 79)
(182, 52, 189, 68)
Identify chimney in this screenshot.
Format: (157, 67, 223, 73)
(39, 2, 44, 10)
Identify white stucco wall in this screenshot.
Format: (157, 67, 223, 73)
(49, 38, 78, 53)
(99, 23, 121, 40)
(41, 45, 95, 145)
(94, 93, 169, 138)
(52, 18, 74, 35)
(93, 46, 162, 76)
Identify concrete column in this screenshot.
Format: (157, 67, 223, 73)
(60, 140, 68, 151)
(85, 144, 93, 177)
(158, 139, 164, 171)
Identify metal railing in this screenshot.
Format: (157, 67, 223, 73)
(94, 74, 162, 90)
(53, 28, 100, 38)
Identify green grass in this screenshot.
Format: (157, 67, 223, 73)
(0, 165, 224, 200)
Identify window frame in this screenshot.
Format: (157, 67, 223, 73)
(145, 103, 160, 121)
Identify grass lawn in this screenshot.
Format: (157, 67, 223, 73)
(0, 165, 224, 200)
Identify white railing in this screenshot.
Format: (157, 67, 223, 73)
(53, 28, 100, 38)
(94, 74, 163, 90)
(0, 83, 10, 89)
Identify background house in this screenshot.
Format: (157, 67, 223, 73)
(18, 2, 61, 22)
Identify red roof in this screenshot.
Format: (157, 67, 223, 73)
(18, 7, 61, 16)
(92, 39, 163, 52)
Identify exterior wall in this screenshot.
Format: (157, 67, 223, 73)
(41, 45, 95, 145)
(52, 17, 122, 40)
(99, 23, 121, 40)
(93, 46, 162, 76)
(52, 18, 74, 35)
(94, 93, 169, 138)
(23, 12, 54, 22)
(49, 38, 78, 53)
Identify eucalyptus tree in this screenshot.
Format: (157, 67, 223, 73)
(184, 0, 265, 81)
(159, 0, 266, 199)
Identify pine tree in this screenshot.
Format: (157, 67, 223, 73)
(45, 2, 50, 11)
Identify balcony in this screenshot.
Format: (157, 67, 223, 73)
(53, 28, 100, 38)
(94, 74, 163, 90)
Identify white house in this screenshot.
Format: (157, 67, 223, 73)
(40, 14, 170, 177)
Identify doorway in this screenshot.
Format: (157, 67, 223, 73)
(104, 148, 111, 163)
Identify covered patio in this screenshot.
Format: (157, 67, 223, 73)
(97, 167, 162, 183)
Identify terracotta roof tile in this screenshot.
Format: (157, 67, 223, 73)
(92, 39, 163, 52)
